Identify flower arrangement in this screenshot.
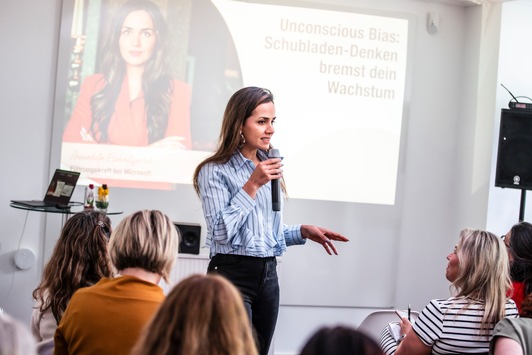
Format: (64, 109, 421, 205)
(84, 183, 95, 209)
(96, 184, 109, 211)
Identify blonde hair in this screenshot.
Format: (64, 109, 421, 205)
(132, 274, 258, 355)
(109, 210, 179, 283)
(452, 228, 511, 335)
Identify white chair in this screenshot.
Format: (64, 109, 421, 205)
(357, 309, 419, 342)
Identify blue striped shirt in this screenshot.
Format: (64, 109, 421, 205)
(197, 150, 305, 258)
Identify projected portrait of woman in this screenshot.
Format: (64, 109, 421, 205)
(58, 0, 243, 188)
(62, 0, 192, 148)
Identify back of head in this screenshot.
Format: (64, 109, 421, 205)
(299, 325, 384, 355)
(33, 210, 112, 322)
(453, 228, 511, 332)
(0, 312, 36, 355)
(509, 221, 532, 294)
(132, 273, 258, 355)
(109, 210, 179, 283)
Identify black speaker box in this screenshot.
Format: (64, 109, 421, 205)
(173, 223, 201, 255)
(495, 108, 532, 190)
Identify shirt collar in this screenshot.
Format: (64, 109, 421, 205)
(231, 149, 269, 169)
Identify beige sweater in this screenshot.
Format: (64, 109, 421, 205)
(30, 303, 56, 355)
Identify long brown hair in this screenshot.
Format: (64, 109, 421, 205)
(193, 86, 283, 194)
(132, 274, 258, 355)
(32, 210, 112, 324)
(90, 0, 172, 143)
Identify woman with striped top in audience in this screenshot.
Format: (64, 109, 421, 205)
(380, 228, 518, 355)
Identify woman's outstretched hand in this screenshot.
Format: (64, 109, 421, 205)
(301, 225, 349, 255)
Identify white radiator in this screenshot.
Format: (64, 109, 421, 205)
(160, 253, 210, 294)
(160, 254, 281, 294)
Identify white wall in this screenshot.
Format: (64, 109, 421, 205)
(0, 0, 524, 354)
(487, 1, 532, 234)
(0, 0, 62, 322)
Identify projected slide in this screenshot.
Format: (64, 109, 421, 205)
(57, 0, 409, 204)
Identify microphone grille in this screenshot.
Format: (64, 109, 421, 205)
(268, 149, 280, 158)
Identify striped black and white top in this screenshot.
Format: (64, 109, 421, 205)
(380, 296, 518, 355)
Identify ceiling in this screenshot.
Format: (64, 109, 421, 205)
(416, 0, 510, 6)
(422, 0, 479, 5)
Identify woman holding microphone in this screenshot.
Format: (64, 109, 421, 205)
(193, 86, 348, 355)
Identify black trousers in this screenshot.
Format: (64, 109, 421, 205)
(207, 254, 279, 355)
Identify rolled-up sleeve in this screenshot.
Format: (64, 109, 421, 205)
(283, 224, 305, 246)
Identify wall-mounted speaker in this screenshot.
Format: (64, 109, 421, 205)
(173, 222, 201, 255)
(495, 108, 532, 190)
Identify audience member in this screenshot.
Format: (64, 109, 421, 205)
(132, 273, 258, 355)
(31, 210, 112, 355)
(300, 325, 384, 355)
(54, 209, 179, 355)
(502, 221, 532, 313)
(380, 228, 518, 355)
(490, 293, 532, 355)
(1, 312, 37, 355)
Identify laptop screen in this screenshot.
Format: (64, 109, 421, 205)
(43, 169, 81, 205)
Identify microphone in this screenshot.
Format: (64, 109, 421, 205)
(268, 148, 281, 211)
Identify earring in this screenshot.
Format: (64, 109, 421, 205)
(240, 131, 246, 146)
